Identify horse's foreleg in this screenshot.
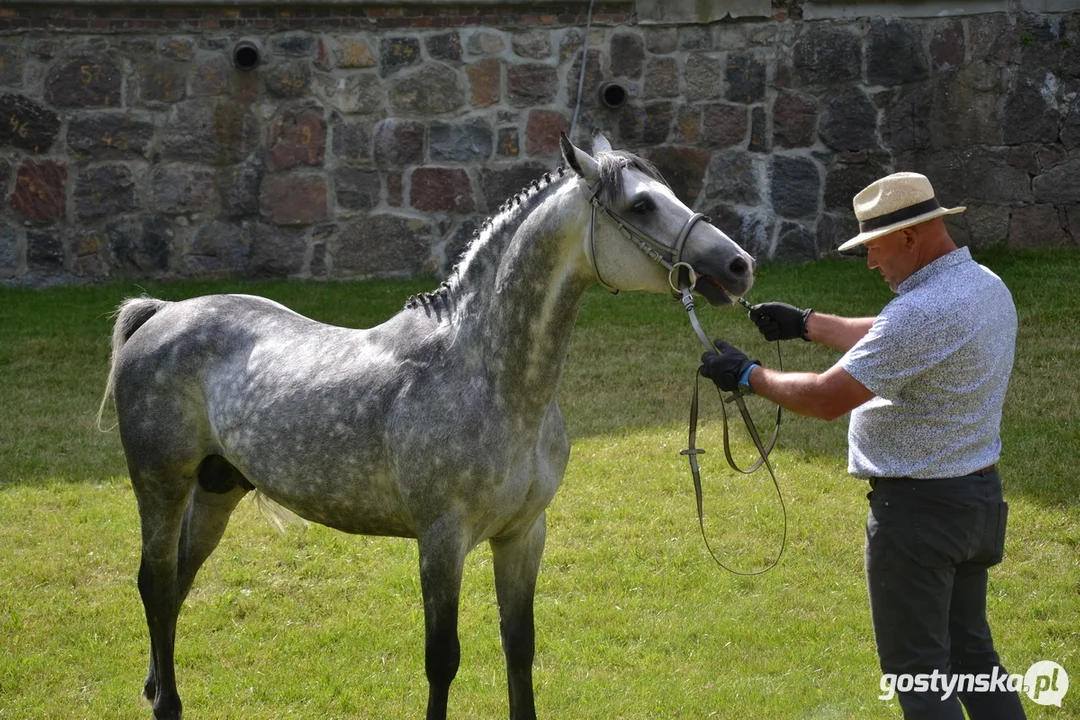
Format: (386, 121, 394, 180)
(143, 483, 248, 706)
(133, 474, 194, 720)
(418, 519, 468, 720)
(491, 514, 546, 720)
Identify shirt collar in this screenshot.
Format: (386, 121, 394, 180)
(897, 247, 972, 294)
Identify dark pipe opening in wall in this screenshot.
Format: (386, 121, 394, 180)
(599, 83, 628, 109)
(233, 40, 261, 71)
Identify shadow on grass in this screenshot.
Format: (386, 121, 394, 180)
(2, 251, 1077, 511)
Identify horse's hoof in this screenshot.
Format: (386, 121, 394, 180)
(152, 695, 182, 720)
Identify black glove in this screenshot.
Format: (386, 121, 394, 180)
(748, 302, 813, 342)
(699, 340, 759, 393)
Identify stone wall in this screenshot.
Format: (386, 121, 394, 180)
(1, 2, 1078, 285)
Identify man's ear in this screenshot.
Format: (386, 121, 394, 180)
(560, 132, 599, 187)
(902, 227, 919, 249)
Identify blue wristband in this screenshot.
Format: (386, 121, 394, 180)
(738, 363, 760, 392)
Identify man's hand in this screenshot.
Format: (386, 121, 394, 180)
(749, 302, 813, 342)
(699, 340, 759, 393)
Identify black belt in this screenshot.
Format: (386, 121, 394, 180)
(869, 464, 997, 489)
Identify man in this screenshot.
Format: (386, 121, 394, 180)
(700, 172, 1025, 719)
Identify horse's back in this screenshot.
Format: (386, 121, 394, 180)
(113, 293, 352, 418)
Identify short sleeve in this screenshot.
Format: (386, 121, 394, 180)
(840, 300, 934, 400)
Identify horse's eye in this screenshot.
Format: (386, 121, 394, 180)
(631, 197, 654, 214)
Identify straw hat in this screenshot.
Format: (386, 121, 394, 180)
(838, 172, 965, 251)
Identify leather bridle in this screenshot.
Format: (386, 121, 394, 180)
(584, 181, 788, 575)
(585, 182, 708, 296)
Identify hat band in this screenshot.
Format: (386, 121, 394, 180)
(859, 197, 941, 233)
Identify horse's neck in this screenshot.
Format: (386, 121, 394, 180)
(452, 182, 593, 418)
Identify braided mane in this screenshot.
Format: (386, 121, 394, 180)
(404, 148, 667, 312)
(405, 165, 570, 310)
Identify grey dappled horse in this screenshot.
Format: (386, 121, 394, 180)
(100, 133, 754, 720)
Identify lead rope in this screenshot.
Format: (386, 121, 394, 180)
(581, 187, 787, 573)
(675, 276, 787, 575)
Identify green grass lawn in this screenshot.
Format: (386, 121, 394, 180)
(1, 250, 1077, 719)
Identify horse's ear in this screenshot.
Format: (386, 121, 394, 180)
(560, 132, 599, 186)
(591, 131, 612, 155)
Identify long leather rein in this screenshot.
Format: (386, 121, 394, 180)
(678, 289, 787, 576)
(585, 184, 788, 575)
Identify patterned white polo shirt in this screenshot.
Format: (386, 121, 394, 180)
(839, 247, 1017, 479)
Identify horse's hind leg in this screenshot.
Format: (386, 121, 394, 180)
(142, 476, 248, 706)
(491, 514, 546, 720)
(132, 469, 195, 720)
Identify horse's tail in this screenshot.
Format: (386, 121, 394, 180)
(97, 297, 169, 431)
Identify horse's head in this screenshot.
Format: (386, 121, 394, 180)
(560, 132, 754, 306)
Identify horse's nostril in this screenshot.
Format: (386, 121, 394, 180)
(730, 257, 749, 276)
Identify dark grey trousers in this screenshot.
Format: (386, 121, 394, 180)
(865, 471, 1027, 719)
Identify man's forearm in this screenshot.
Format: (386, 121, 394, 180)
(805, 313, 875, 352)
(748, 367, 839, 420)
(748, 365, 874, 421)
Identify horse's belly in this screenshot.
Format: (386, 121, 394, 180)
(223, 433, 414, 537)
(256, 469, 414, 537)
